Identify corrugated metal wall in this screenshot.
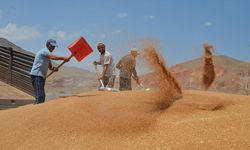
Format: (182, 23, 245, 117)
(0, 46, 35, 97)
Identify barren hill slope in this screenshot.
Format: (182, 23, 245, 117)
(141, 55, 250, 95)
(0, 90, 249, 150)
(45, 65, 98, 99)
(171, 55, 250, 94)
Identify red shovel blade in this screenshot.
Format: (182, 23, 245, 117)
(68, 36, 93, 62)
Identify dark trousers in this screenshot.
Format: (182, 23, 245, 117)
(119, 77, 132, 91)
(31, 75, 46, 104)
(103, 75, 116, 88)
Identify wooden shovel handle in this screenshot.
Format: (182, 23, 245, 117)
(46, 54, 74, 78)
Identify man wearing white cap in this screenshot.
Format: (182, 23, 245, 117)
(30, 39, 69, 104)
(116, 48, 141, 91)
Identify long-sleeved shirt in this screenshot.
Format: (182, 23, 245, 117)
(116, 54, 138, 79)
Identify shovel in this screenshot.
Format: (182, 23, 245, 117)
(136, 82, 150, 91)
(47, 54, 74, 78)
(132, 75, 150, 91)
(46, 36, 93, 78)
(94, 65, 119, 92)
(95, 65, 106, 91)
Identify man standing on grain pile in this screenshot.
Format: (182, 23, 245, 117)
(116, 48, 141, 91)
(93, 42, 116, 88)
(30, 39, 69, 104)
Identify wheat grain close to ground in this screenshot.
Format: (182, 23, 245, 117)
(0, 90, 250, 150)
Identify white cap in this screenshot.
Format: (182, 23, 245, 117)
(130, 48, 140, 55)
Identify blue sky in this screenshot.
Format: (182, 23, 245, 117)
(0, 0, 249, 72)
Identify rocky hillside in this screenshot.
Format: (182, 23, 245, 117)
(45, 65, 98, 99)
(0, 38, 33, 55)
(1, 37, 250, 97)
(141, 55, 250, 95)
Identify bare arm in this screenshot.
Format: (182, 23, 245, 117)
(47, 54, 68, 61)
(93, 60, 101, 65)
(47, 54, 69, 73)
(48, 61, 59, 72)
(48, 61, 53, 70)
(131, 60, 140, 84)
(132, 69, 140, 83)
(116, 59, 122, 69)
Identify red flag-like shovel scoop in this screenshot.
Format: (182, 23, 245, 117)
(47, 36, 93, 78)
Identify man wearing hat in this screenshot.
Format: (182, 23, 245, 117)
(116, 48, 141, 91)
(30, 39, 69, 104)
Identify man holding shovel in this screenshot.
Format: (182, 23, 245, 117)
(116, 48, 141, 91)
(30, 39, 70, 104)
(93, 42, 116, 88)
